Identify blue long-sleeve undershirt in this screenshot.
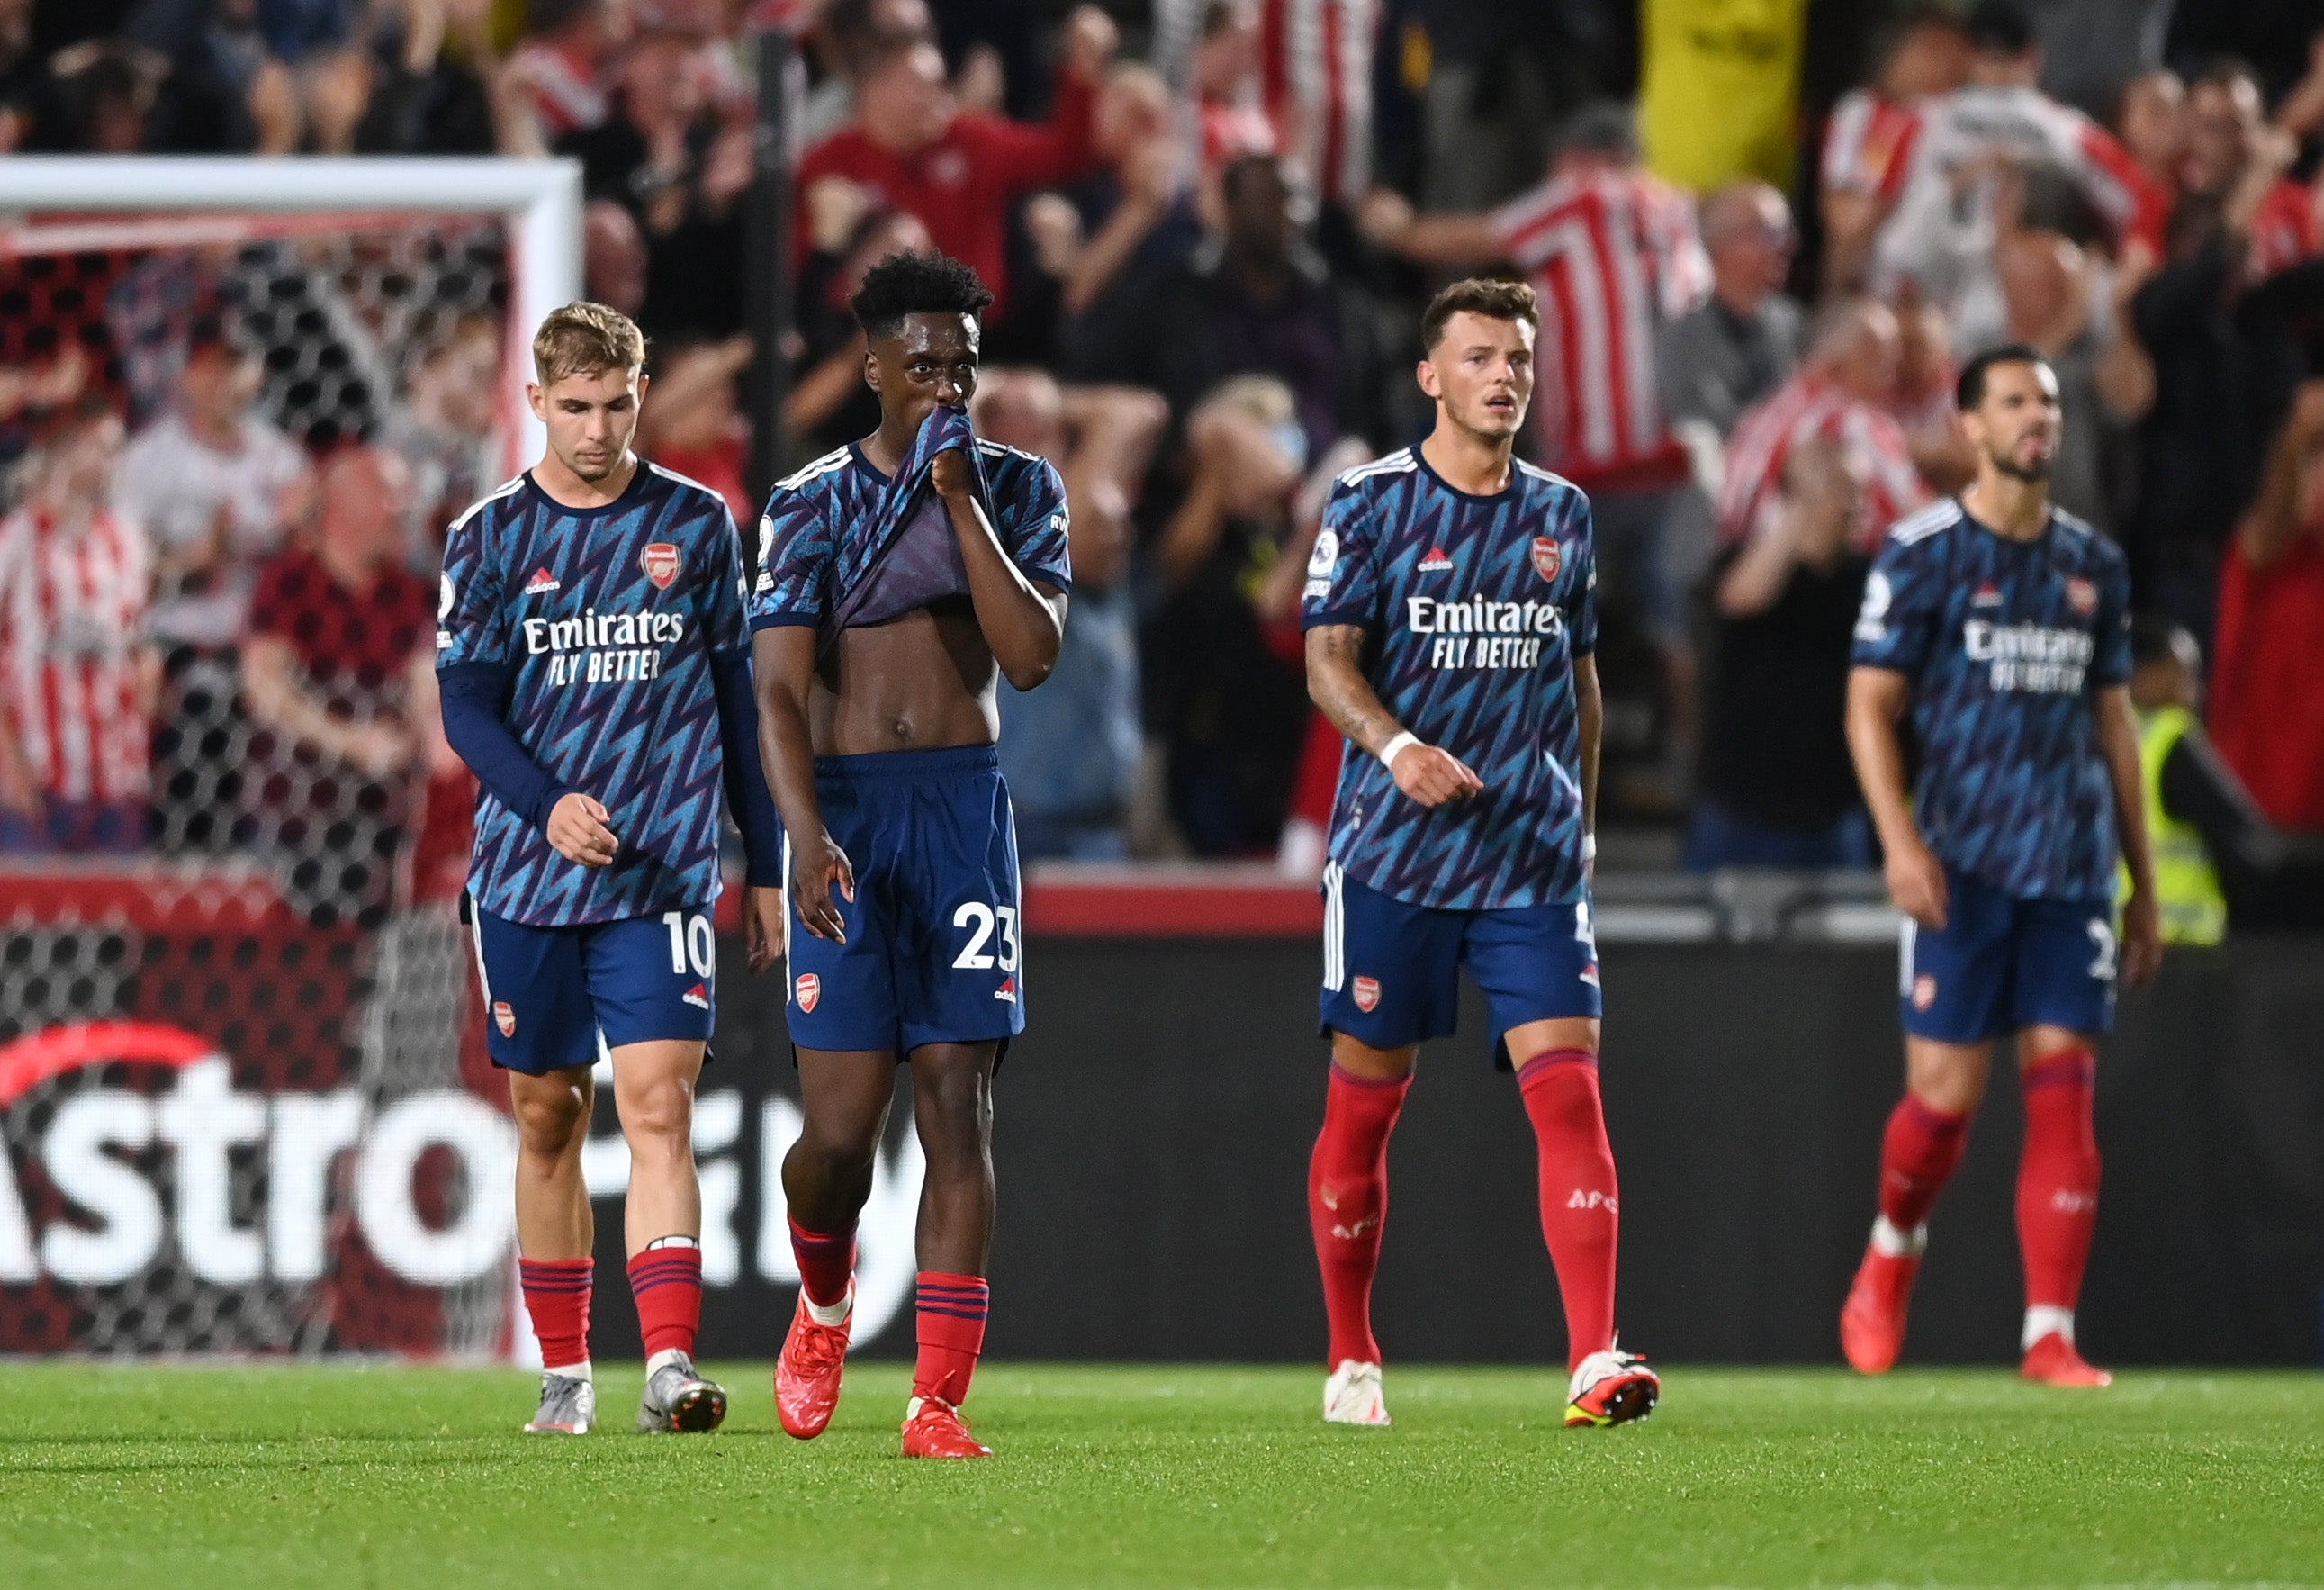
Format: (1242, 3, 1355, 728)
(437, 655, 782, 887)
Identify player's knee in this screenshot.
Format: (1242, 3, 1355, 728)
(789, 1119, 878, 1179)
(617, 1076, 694, 1156)
(511, 1082, 590, 1157)
(914, 1067, 991, 1152)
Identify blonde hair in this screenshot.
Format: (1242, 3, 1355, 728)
(533, 301, 646, 385)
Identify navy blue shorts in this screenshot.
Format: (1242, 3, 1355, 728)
(784, 745, 1024, 1058)
(1319, 863, 1602, 1067)
(471, 903, 717, 1074)
(1899, 865, 2117, 1043)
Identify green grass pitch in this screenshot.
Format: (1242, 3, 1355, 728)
(4, 1362, 2321, 1588)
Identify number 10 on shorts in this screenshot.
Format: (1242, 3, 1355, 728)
(952, 902, 1020, 971)
(662, 911, 715, 977)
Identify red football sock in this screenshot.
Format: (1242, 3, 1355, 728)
(2017, 1048, 2101, 1312)
(1517, 1049, 1618, 1371)
(788, 1215, 857, 1309)
(1878, 1093, 1973, 1237)
(626, 1242, 703, 1359)
(1308, 1062, 1410, 1368)
(913, 1272, 989, 1407)
(519, 1257, 592, 1370)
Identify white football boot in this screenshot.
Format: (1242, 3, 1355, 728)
(1322, 1360, 1392, 1426)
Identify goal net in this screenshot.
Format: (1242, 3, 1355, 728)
(0, 160, 576, 1357)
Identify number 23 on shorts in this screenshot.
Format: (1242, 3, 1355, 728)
(951, 901, 1020, 971)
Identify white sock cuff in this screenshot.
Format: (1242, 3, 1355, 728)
(544, 1360, 592, 1382)
(2023, 1305, 2076, 1351)
(644, 1234, 700, 1251)
(804, 1288, 853, 1328)
(1870, 1215, 1927, 1258)
(646, 1347, 687, 1375)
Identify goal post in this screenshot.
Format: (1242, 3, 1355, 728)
(0, 158, 581, 1359)
(0, 156, 582, 473)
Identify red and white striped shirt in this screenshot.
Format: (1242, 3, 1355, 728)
(0, 506, 150, 803)
(1259, 0, 1377, 208)
(1491, 170, 1711, 492)
(1157, 0, 1378, 207)
(1821, 87, 1922, 204)
(1716, 375, 1929, 552)
(507, 40, 610, 141)
(1888, 85, 2168, 256)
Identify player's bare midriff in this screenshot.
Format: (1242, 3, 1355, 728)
(807, 596, 1001, 754)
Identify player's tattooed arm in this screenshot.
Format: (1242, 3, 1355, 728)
(1305, 623, 1482, 808)
(752, 626, 854, 943)
(1846, 665, 1947, 928)
(2095, 683, 2163, 986)
(931, 447, 1067, 690)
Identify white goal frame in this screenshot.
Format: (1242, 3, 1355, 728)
(0, 157, 582, 471)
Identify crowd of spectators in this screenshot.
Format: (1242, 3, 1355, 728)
(1, 0, 2321, 914)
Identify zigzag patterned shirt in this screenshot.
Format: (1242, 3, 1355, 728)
(1302, 447, 1598, 911)
(749, 413, 1072, 637)
(1851, 496, 2132, 900)
(437, 464, 752, 926)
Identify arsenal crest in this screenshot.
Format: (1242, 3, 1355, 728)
(1352, 976, 1382, 1013)
(641, 542, 681, 590)
(2065, 576, 2097, 615)
(492, 1001, 517, 1036)
(1530, 538, 1562, 582)
(795, 972, 822, 1014)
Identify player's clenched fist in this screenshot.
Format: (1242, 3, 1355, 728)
(1883, 833, 1949, 929)
(789, 832, 856, 944)
(546, 791, 620, 868)
(1387, 740, 1484, 808)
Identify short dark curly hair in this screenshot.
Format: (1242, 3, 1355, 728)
(851, 250, 994, 341)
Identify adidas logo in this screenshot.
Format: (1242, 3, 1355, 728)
(681, 982, 709, 1011)
(1417, 547, 1455, 573)
(524, 567, 560, 595)
(994, 977, 1017, 1004)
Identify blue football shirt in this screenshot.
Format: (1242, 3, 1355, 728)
(1851, 497, 2132, 900)
(751, 409, 1072, 637)
(436, 462, 752, 926)
(1301, 447, 1599, 912)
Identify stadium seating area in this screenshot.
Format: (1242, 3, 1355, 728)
(1, 0, 2319, 891)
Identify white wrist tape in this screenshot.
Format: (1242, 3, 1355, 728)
(1582, 833, 1598, 863)
(1378, 732, 1421, 771)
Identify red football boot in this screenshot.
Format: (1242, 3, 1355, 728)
(775, 1283, 852, 1440)
(1840, 1245, 1921, 1375)
(899, 1396, 991, 1459)
(2022, 1332, 2112, 1387)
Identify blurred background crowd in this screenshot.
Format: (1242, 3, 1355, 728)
(4, 0, 2323, 941)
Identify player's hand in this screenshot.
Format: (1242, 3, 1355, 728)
(1884, 834, 1949, 929)
(2119, 888, 2163, 989)
(1060, 5, 1118, 83)
(930, 445, 977, 503)
(342, 720, 414, 779)
(1387, 742, 1483, 807)
(790, 831, 856, 944)
(546, 791, 620, 869)
(1357, 186, 1415, 247)
(743, 884, 786, 973)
